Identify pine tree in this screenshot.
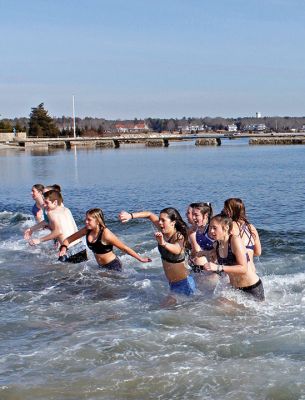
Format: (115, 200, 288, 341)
(28, 103, 59, 137)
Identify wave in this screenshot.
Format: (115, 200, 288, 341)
(0, 210, 32, 227)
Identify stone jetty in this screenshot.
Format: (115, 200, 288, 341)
(195, 138, 220, 146)
(249, 137, 305, 145)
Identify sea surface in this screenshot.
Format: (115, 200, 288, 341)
(0, 140, 305, 400)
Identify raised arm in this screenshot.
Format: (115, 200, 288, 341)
(103, 228, 151, 263)
(119, 210, 159, 228)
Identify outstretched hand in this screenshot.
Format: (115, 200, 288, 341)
(119, 210, 132, 223)
(24, 228, 32, 240)
(139, 257, 152, 263)
(29, 238, 41, 246)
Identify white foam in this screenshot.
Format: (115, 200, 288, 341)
(133, 279, 152, 289)
(0, 210, 32, 226)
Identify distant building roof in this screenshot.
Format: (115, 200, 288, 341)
(115, 121, 149, 132)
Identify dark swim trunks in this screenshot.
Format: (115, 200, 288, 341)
(98, 257, 122, 271)
(58, 242, 88, 264)
(238, 278, 265, 301)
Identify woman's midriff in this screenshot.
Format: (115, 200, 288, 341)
(95, 252, 116, 266)
(229, 267, 259, 289)
(162, 260, 189, 283)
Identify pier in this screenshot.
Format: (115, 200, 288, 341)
(3, 132, 305, 150)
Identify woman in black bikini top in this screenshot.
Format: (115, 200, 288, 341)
(204, 214, 264, 301)
(215, 236, 237, 266)
(86, 227, 113, 254)
(59, 208, 151, 270)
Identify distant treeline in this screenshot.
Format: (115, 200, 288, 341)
(1, 115, 305, 136)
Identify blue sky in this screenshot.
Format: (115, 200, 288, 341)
(1, 0, 304, 119)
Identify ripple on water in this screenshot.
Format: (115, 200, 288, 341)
(1, 147, 305, 399)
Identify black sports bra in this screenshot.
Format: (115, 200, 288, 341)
(86, 228, 113, 254)
(157, 233, 185, 263)
(216, 236, 250, 265)
(158, 244, 185, 263)
(216, 237, 236, 266)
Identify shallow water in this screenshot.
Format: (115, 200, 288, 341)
(0, 141, 305, 399)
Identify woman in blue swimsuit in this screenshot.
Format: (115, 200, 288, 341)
(186, 202, 220, 291)
(59, 208, 151, 270)
(188, 202, 214, 269)
(204, 214, 265, 301)
(31, 184, 45, 222)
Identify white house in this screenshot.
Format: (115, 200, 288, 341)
(227, 124, 238, 132)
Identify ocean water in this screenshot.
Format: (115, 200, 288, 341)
(0, 141, 305, 400)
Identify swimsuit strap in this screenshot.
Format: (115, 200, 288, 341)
(216, 236, 236, 266)
(96, 227, 104, 242)
(86, 227, 113, 255)
(158, 231, 185, 263)
(239, 223, 255, 249)
(166, 231, 178, 244)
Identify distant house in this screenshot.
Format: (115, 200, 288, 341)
(243, 123, 266, 132)
(255, 123, 266, 131)
(115, 121, 150, 133)
(178, 124, 206, 133)
(227, 124, 238, 132)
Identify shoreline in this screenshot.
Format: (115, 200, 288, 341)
(2, 132, 305, 151)
(0, 143, 22, 150)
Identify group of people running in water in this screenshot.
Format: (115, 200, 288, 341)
(25, 183, 265, 303)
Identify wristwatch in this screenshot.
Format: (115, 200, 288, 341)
(216, 264, 224, 274)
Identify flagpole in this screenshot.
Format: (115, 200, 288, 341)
(72, 95, 76, 138)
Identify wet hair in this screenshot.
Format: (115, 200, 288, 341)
(160, 207, 188, 246)
(44, 184, 61, 194)
(51, 184, 61, 192)
(210, 213, 233, 232)
(223, 198, 255, 237)
(44, 190, 63, 205)
(86, 208, 106, 229)
(32, 184, 44, 193)
(190, 202, 213, 223)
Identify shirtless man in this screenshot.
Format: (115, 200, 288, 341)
(24, 190, 87, 263)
